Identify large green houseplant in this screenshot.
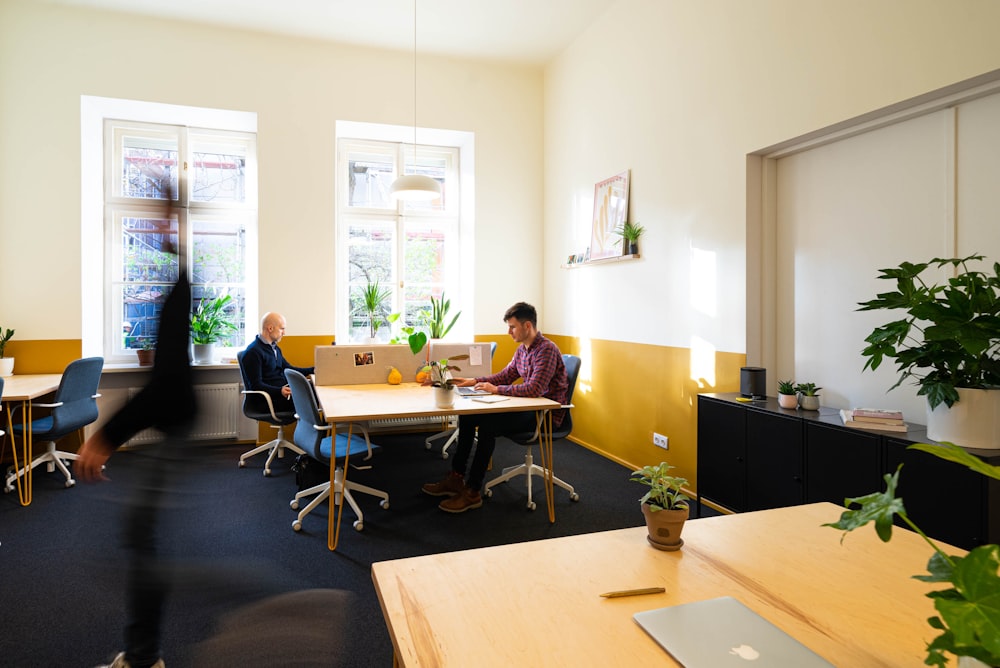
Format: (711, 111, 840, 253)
(825, 441, 1000, 667)
(631, 461, 690, 551)
(857, 255, 1000, 411)
(190, 293, 236, 364)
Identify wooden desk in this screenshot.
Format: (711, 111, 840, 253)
(372, 502, 952, 667)
(1, 374, 62, 506)
(315, 383, 560, 550)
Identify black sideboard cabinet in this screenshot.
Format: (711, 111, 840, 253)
(697, 393, 1000, 550)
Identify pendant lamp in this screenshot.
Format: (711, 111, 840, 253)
(390, 0, 441, 201)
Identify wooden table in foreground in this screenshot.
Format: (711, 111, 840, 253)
(372, 502, 953, 667)
(1, 374, 62, 506)
(314, 383, 560, 550)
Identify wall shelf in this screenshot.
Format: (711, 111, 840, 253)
(562, 253, 640, 269)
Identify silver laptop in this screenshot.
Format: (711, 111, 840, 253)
(456, 386, 491, 396)
(633, 596, 833, 667)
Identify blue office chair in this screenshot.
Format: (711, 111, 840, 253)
(484, 354, 582, 510)
(285, 369, 389, 532)
(425, 341, 497, 459)
(4, 357, 104, 492)
(236, 350, 304, 476)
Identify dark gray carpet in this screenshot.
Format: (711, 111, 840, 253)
(0, 433, 657, 667)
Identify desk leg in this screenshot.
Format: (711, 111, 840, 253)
(328, 423, 353, 552)
(6, 401, 32, 507)
(537, 409, 555, 523)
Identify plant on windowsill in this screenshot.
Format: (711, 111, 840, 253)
(0, 326, 14, 376)
(857, 254, 1000, 448)
(825, 441, 1000, 668)
(427, 292, 461, 339)
(614, 220, 645, 255)
(794, 382, 821, 411)
(356, 279, 392, 342)
(136, 336, 156, 366)
(190, 293, 236, 365)
(778, 379, 798, 409)
(631, 461, 690, 551)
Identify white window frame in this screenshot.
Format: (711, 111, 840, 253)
(335, 121, 475, 344)
(81, 96, 258, 364)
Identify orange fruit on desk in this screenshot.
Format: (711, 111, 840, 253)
(387, 367, 402, 385)
(415, 370, 430, 384)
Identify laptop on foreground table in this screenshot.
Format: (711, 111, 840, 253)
(633, 596, 833, 667)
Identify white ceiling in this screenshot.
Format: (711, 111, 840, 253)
(39, 0, 618, 65)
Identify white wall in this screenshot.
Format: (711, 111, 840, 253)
(0, 0, 543, 340)
(543, 0, 1000, 362)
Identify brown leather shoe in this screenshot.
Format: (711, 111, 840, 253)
(438, 486, 483, 513)
(421, 471, 465, 497)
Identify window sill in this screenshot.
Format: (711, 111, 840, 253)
(562, 253, 640, 268)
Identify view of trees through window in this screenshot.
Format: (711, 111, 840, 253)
(109, 121, 255, 359)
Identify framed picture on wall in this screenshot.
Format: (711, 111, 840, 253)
(590, 170, 630, 260)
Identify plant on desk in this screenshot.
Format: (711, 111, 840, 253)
(825, 441, 1000, 668)
(631, 461, 690, 551)
(0, 326, 14, 376)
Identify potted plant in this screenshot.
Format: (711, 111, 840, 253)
(858, 255, 1000, 448)
(0, 327, 14, 377)
(825, 441, 1000, 668)
(631, 461, 690, 551)
(426, 354, 469, 409)
(136, 336, 156, 366)
(614, 220, 646, 256)
(356, 279, 391, 343)
(427, 292, 460, 340)
(190, 293, 236, 365)
(778, 379, 798, 409)
(795, 382, 821, 411)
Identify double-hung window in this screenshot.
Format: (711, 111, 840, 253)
(337, 136, 463, 343)
(103, 119, 257, 362)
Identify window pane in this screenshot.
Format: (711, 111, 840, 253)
(191, 285, 245, 349)
(119, 216, 179, 350)
(192, 218, 246, 284)
(402, 222, 448, 325)
(121, 134, 178, 200)
(348, 152, 394, 208)
(191, 138, 247, 204)
(348, 222, 395, 342)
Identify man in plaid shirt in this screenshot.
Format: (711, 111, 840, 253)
(422, 302, 568, 513)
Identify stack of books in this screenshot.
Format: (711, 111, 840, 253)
(839, 408, 907, 433)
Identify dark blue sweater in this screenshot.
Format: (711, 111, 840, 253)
(242, 335, 314, 404)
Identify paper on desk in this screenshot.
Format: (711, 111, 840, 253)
(470, 345, 483, 367)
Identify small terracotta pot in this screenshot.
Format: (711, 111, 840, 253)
(641, 503, 689, 551)
(778, 393, 798, 409)
(136, 349, 155, 366)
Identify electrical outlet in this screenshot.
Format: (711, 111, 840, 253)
(653, 432, 668, 449)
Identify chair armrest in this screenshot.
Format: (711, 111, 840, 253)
(30, 401, 64, 409)
(241, 388, 286, 421)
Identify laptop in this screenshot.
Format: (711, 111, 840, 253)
(456, 386, 491, 396)
(633, 596, 833, 667)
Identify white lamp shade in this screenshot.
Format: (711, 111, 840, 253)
(389, 174, 441, 201)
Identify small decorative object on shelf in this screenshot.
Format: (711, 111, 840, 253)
(777, 379, 798, 409)
(614, 220, 645, 256)
(794, 382, 821, 410)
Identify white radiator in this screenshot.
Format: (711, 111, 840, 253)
(367, 415, 455, 433)
(126, 383, 240, 444)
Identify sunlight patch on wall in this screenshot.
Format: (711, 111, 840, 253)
(690, 245, 717, 318)
(578, 336, 593, 395)
(690, 335, 716, 390)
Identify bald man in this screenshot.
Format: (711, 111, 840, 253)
(242, 312, 314, 404)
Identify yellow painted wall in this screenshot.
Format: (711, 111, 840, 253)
(2, 340, 81, 374)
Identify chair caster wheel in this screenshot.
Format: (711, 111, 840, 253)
(292, 520, 302, 531)
(263, 468, 271, 477)
(238, 460, 246, 468)
(527, 501, 536, 511)
(380, 499, 390, 509)
(65, 479, 75, 488)
(353, 521, 363, 531)
(424, 442, 432, 450)
(441, 452, 449, 459)
(290, 499, 299, 510)
(484, 488, 493, 498)
(570, 493, 580, 502)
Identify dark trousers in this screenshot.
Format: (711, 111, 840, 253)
(451, 410, 537, 490)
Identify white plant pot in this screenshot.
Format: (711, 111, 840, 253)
(0, 357, 13, 377)
(434, 386, 455, 409)
(192, 343, 215, 365)
(927, 387, 1000, 449)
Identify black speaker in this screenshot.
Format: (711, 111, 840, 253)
(741, 367, 766, 399)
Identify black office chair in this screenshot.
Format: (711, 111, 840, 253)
(4, 356, 104, 492)
(285, 369, 389, 532)
(425, 341, 497, 459)
(236, 350, 304, 476)
(483, 354, 582, 510)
